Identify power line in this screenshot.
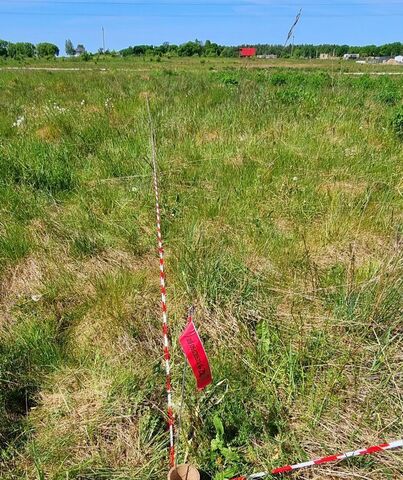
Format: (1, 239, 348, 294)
(2, 1, 403, 5)
(0, 9, 402, 16)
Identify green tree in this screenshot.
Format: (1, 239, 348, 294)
(220, 46, 237, 57)
(0, 39, 8, 57)
(65, 39, 75, 56)
(167, 44, 179, 56)
(75, 44, 86, 56)
(178, 40, 203, 57)
(131, 45, 148, 55)
(8, 42, 35, 58)
(36, 42, 59, 58)
(204, 40, 221, 57)
(120, 46, 133, 57)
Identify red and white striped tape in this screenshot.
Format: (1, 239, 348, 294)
(148, 99, 175, 468)
(232, 439, 403, 479)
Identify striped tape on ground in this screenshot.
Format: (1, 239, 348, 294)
(147, 97, 175, 468)
(231, 439, 403, 479)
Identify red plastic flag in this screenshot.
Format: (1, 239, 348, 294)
(179, 319, 212, 390)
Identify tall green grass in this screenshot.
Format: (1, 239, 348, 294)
(0, 64, 402, 479)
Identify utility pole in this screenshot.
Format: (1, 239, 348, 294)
(102, 26, 105, 52)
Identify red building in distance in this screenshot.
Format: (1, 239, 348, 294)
(239, 47, 257, 57)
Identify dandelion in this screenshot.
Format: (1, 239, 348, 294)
(80, 99, 86, 106)
(12, 115, 25, 128)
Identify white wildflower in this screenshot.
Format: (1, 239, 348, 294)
(292, 176, 298, 182)
(104, 97, 113, 108)
(12, 115, 25, 128)
(52, 103, 66, 113)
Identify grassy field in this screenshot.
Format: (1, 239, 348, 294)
(0, 60, 402, 480)
(2, 55, 403, 73)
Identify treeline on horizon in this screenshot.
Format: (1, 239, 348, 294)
(0, 40, 60, 58)
(1, 38, 403, 59)
(120, 40, 403, 58)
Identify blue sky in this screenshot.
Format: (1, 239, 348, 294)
(0, 1, 402, 52)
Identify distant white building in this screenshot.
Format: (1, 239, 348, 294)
(343, 53, 360, 60)
(320, 53, 338, 60)
(256, 54, 278, 59)
(367, 56, 392, 64)
(395, 55, 403, 64)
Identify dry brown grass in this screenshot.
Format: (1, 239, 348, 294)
(35, 125, 61, 142)
(0, 256, 43, 327)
